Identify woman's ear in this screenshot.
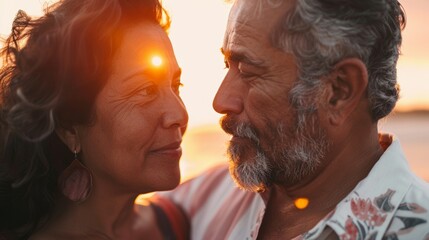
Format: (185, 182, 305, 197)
(55, 126, 81, 152)
(325, 58, 368, 126)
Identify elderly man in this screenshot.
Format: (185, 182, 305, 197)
(153, 0, 429, 239)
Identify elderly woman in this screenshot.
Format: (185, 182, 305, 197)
(0, 0, 188, 239)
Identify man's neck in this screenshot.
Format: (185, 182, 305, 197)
(257, 128, 384, 239)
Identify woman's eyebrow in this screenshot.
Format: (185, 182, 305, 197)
(173, 68, 182, 79)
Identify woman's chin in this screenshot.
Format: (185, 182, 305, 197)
(146, 170, 181, 192)
(162, 172, 181, 191)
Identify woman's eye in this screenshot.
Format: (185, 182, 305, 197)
(140, 84, 158, 96)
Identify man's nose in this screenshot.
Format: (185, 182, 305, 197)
(212, 71, 244, 115)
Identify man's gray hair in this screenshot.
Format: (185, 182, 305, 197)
(271, 0, 405, 121)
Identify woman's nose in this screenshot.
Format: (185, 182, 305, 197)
(162, 92, 188, 130)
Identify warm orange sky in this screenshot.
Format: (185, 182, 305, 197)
(1, 0, 428, 128)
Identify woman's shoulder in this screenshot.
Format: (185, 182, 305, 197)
(136, 199, 189, 240)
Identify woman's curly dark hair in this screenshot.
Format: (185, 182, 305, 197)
(0, 0, 170, 238)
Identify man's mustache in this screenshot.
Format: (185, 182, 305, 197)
(220, 115, 260, 144)
(220, 115, 236, 135)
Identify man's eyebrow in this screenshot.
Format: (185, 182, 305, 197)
(220, 47, 265, 67)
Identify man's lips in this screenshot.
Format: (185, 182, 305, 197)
(231, 135, 249, 143)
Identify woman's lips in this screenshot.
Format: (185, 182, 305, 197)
(151, 141, 182, 159)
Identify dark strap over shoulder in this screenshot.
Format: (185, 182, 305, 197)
(150, 196, 190, 240)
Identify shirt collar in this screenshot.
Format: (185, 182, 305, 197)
(305, 134, 413, 239)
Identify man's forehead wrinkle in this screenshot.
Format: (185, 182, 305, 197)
(229, 20, 266, 39)
(252, 0, 285, 19)
(224, 21, 269, 51)
(233, 0, 287, 21)
(227, 2, 290, 40)
(224, 27, 255, 52)
(222, 24, 271, 68)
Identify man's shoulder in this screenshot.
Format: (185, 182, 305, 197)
(385, 176, 429, 239)
(410, 173, 429, 191)
(398, 165, 429, 207)
(402, 174, 429, 211)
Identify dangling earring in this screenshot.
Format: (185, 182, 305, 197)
(58, 149, 93, 203)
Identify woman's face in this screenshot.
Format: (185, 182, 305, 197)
(77, 22, 188, 194)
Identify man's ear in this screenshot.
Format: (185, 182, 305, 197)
(325, 58, 368, 126)
(55, 126, 81, 153)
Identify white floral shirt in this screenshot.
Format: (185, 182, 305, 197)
(159, 136, 429, 240)
(303, 136, 429, 240)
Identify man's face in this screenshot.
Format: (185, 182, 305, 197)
(213, 0, 329, 192)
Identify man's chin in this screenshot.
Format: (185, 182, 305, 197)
(227, 137, 258, 162)
(229, 163, 267, 192)
(227, 147, 271, 192)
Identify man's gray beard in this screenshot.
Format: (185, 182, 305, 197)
(227, 112, 329, 192)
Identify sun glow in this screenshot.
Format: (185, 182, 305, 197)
(294, 198, 310, 210)
(151, 55, 163, 67)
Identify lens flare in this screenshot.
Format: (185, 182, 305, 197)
(151, 55, 163, 67)
(294, 198, 309, 210)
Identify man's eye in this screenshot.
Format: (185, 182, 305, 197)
(239, 70, 257, 80)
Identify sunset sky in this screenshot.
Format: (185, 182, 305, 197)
(1, 0, 428, 128)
